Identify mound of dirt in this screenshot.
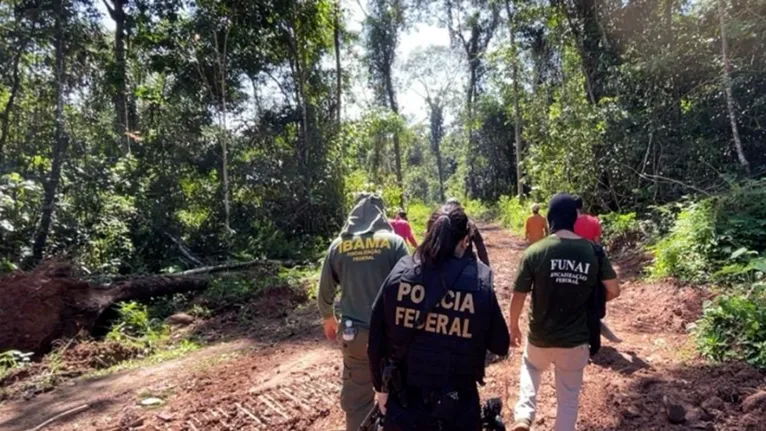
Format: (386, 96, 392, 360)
(63, 340, 145, 370)
(251, 285, 310, 318)
(612, 250, 653, 280)
(0, 262, 208, 355)
(0, 262, 106, 355)
(621, 282, 706, 334)
(610, 361, 766, 430)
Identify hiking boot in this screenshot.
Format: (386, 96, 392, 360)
(511, 418, 531, 431)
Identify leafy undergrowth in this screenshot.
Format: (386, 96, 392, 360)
(695, 289, 766, 369)
(0, 265, 316, 402)
(404, 201, 432, 240)
(497, 195, 531, 235)
(405, 199, 496, 246)
(494, 185, 766, 371)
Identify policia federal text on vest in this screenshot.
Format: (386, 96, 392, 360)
(367, 201, 510, 431)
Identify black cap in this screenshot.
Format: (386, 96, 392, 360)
(547, 193, 578, 233)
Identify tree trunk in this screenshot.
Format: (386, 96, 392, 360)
(384, 71, 404, 207)
(560, 0, 598, 104)
(372, 134, 383, 182)
(436, 148, 445, 203)
(334, 0, 342, 127)
(217, 28, 232, 236)
(0, 50, 23, 166)
(429, 99, 446, 203)
(109, 275, 209, 303)
(30, 0, 70, 267)
(504, 0, 523, 197)
(105, 0, 129, 155)
(466, 64, 478, 197)
(285, 10, 317, 230)
(718, 0, 750, 173)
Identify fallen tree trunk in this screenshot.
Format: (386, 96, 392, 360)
(88, 258, 309, 285)
(177, 258, 307, 276)
(0, 262, 209, 355)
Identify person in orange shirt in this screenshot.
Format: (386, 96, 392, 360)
(524, 203, 548, 245)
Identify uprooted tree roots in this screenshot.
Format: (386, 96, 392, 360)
(0, 262, 208, 355)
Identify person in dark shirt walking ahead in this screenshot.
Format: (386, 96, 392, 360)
(444, 198, 490, 266)
(368, 206, 510, 430)
(509, 193, 621, 431)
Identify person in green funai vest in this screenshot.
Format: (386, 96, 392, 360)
(509, 193, 621, 431)
(317, 193, 410, 431)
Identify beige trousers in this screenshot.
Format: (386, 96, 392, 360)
(514, 343, 590, 431)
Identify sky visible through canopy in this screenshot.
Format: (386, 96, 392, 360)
(95, 1, 451, 125)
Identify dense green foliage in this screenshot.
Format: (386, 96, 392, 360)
(696, 293, 766, 369)
(498, 196, 534, 235)
(107, 301, 169, 350)
(0, 0, 345, 273)
(2, 0, 766, 369)
(650, 182, 766, 283)
(2, 0, 764, 273)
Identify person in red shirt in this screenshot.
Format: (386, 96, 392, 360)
(389, 208, 418, 248)
(574, 196, 602, 243)
(572, 196, 621, 345)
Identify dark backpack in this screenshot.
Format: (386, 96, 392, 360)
(587, 244, 607, 357)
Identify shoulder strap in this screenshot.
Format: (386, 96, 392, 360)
(591, 242, 604, 271)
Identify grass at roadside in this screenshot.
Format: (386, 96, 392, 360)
(83, 339, 201, 379)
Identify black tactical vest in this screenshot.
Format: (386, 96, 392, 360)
(389, 256, 494, 391)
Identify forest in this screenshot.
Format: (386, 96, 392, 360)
(1, 0, 765, 272)
(1, 0, 766, 428)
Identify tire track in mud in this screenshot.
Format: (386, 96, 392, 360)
(164, 224, 524, 431)
(181, 378, 341, 431)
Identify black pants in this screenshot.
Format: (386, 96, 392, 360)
(588, 281, 607, 356)
(383, 387, 481, 431)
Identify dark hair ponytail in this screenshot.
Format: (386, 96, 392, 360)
(416, 207, 470, 267)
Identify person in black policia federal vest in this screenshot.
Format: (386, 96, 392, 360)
(444, 198, 490, 266)
(509, 193, 621, 431)
(368, 205, 510, 431)
(317, 193, 410, 431)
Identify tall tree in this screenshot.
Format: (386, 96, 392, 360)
(31, 0, 71, 266)
(190, 18, 233, 238)
(334, 0, 342, 126)
(504, 0, 523, 197)
(444, 0, 500, 197)
(103, 0, 131, 155)
(364, 0, 405, 205)
(718, 0, 750, 173)
(0, 1, 34, 167)
(216, 25, 232, 237)
(404, 45, 463, 203)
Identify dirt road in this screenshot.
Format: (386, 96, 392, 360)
(1, 225, 764, 430)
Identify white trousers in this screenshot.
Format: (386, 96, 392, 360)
(514, 343, 590, 431)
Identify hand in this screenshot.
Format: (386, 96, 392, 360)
(323, 316, 338, 341)
(376, 392, 389, 415)
(510, 325, 523, 348)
